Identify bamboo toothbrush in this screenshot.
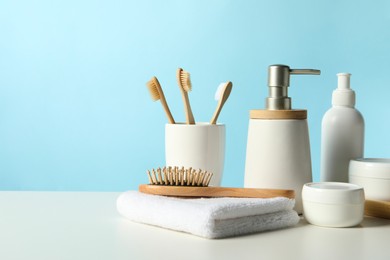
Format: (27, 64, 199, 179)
(146, 76, 175, 124)
(177, 68, 195, 124)
(210, 81, 233, 124)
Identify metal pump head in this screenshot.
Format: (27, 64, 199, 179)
(266, 65, 321, 110)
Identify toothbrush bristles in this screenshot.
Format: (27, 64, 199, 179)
(146, 77, 161, 101)
(215, 82, 226, 101)
(146, 166, 212, 187)
(180, 70, 192, 92)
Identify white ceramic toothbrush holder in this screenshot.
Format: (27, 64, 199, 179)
(165, 123, 226, 186)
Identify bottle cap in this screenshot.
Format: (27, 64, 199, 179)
(332, 73, 356, 107)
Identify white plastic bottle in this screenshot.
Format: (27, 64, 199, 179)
(320, 73, 364, 182)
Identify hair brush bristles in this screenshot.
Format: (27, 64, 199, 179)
(146, 167, 213, 187)
(179, 69, 192, 92)
(146, 76, 161, 101)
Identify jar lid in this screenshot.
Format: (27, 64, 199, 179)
(302, 182, 364, 205)
(349, 158, 390, 179)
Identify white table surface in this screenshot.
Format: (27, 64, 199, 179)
(1, 191, 389, 260)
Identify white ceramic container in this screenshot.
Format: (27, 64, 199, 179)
(349, 158, 390, 201)
(245, 118, 312, 214)
(302, 182, 364, 227)
(165, 123, 225, 186)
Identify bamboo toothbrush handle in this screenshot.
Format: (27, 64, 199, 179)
(139, 185, 295, 199)
(210, 104, 223, 125)
(158, 89, 175, 124)
(182, 92, 195, 124)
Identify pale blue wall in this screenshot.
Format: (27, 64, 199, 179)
(1, 0, 389, 191)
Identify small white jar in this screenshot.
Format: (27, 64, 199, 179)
(302, 182, 365, 227)
(349, 158, 390, 201)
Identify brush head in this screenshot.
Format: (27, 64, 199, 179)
(178, 68, 192, 92)
(214, 82, 226, 101)
(146, 76, 161, 101)
(215, 81, 233, 101)
(210, 81, 233, 124)
(146, 166, 213, 187)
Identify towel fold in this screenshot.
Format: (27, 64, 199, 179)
(117, 191, 299, 239)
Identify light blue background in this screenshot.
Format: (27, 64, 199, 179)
(1, 0, 389, 191)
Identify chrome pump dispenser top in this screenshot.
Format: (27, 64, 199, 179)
(245, 64, 320, 214)
(266, 65, 321, 110)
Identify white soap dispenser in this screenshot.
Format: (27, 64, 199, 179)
(244, 64, 320, 214)
(320, 73, 364, 182)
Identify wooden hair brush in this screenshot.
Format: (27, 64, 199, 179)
(139, 167, 295, 199)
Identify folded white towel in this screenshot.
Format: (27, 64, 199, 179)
(117, 191, 299, 239)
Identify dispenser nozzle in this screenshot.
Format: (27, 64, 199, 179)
(337, 73, 351, 90)
(290, 69, 321, 75)
(266, 65, 321, 110)
(333, 73, 355, 107)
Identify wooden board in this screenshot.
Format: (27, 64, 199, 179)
(139, 184, 295, 199)
(365, 200, 390, 219)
